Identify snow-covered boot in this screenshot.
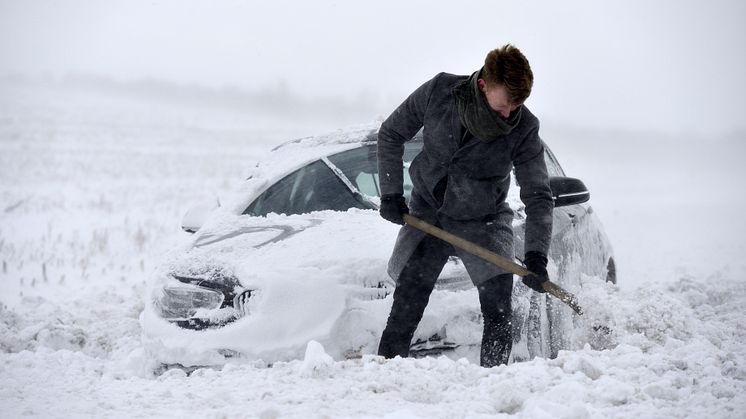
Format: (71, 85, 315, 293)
(478, 273, 513, 367)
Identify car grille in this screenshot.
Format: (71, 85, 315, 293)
(233, 290, 253, 317)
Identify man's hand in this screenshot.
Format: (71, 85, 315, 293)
(379, 194, 409, 225)
(522, 251, 549, 293)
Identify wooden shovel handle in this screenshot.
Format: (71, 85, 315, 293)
(402, 214, 583, 315)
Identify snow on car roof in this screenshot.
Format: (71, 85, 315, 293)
(269, 123, 380, 153)
(252, 122, 379, 178)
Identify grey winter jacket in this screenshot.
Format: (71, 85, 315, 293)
(378, 72, 553, 283)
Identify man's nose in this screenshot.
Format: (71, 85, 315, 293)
(499, 109, 510, 119)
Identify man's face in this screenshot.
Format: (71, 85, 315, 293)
(478, 79, 520, 119)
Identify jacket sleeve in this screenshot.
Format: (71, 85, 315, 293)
(377, 74, 439, 196)
(513, 125, 554, 256)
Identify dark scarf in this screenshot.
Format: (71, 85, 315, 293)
(453, 69, 522, 142)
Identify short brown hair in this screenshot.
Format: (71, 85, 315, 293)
(481, 44, 534, 105)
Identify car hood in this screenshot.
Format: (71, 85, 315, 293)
(164, 208, 401, 290)
(193, 218, 325, 249)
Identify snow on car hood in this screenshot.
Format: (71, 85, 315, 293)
(192, 218, 324, 249)
(184, 207, 399, 288)
(142, 208, 403, 364)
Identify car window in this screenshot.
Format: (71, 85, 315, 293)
(326, 145, 380, 197)
(327, 142, 422, 200)
(543, 145, 565, 177)
(244, 160, 368, 217)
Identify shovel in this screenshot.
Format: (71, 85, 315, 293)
(402, 214, 583, 315)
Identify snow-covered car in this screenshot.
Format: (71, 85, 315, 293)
(141, 124, 615, 367)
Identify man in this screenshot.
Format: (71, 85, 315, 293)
(376, 44, 554, 367)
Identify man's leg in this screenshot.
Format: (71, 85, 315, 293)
(378, 235, 451, 359)
(477, 273, 514, 367)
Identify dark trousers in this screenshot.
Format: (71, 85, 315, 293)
(377, 234, 514, 367)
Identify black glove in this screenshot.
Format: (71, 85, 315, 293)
(522, 251, 549, 293)
(379, 194, 409, 225)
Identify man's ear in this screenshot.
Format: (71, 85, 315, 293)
(477, 78, 486, 91)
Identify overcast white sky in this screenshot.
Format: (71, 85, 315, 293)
(1, 0, 744, 136)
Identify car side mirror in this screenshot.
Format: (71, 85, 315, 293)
(181, 196, 220, 233)
(549, 176, 590, 207)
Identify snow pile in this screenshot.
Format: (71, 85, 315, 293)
(299, 340, 335, 376)
(2, 276, 744, 417)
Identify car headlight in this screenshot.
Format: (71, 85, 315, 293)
(154, 284, 225, 320)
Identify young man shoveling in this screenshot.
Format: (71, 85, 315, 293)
(377, 44, 554, 367)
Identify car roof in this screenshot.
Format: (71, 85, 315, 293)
(269, 123, 379, 153)
(248, 123, 380, 181)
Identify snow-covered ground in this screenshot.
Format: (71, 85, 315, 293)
(1, 81, 745, 418)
